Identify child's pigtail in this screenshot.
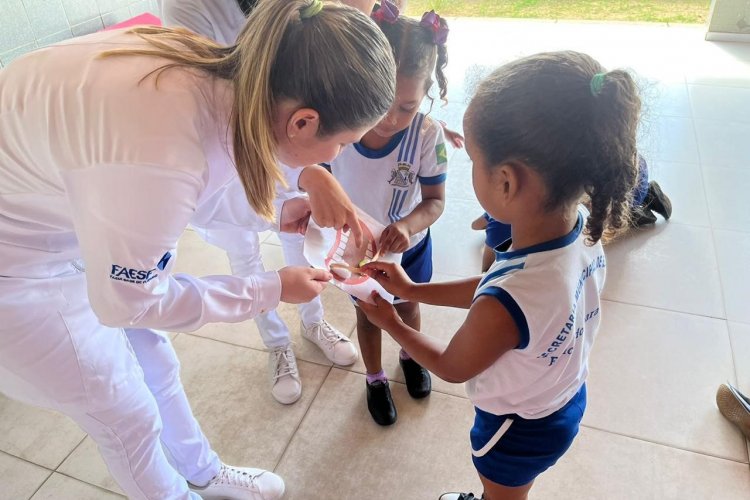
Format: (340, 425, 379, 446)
(434, 19, 449, 102)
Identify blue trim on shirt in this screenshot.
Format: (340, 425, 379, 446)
(409, 114, 425, 164)
(478, 262, 525, 289)
(418, 173, 447, 185)
(494, 210, 584, 262)
(474, 286, 530, 349)
(354, 128, 408, 159)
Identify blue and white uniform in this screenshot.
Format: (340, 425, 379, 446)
(329, 113, 448, 286)
(468, 207, 605, 486)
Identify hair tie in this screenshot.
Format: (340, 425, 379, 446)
(300, 0, 323, 19)
(590, 73, 606, 96)
(371, 0, 399, 24)
(420, 10, 448, 45)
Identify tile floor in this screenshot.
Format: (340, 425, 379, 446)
(1, 18, 749, 500)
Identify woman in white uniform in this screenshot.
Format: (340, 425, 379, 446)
(0, 0, 396, 498)
(159, 0, 378, 405)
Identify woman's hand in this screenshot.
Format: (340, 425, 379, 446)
(278, 266, 331, 304)
(362, 261, 415, 300)
(357, 292, 403, 332)
(298, 165, 363, 246)
(379, 221, 410, 254)
(279, 197, 311, 234)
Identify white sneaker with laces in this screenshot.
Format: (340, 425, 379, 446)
(269, 344, 301, 404)
(189, 463, 284, 500)
(301, 320, 358, 366)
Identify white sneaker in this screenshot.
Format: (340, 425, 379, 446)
(269, 344, 301, 405)
(189, 463, 285, 500)
(301, 320, 358, 366)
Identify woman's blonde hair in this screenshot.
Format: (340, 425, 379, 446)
(102, 0, 395, 221)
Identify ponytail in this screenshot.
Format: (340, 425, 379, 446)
(101, 0, 396, 221)
(585, 69, 640, 243)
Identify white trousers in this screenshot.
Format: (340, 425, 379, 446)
(0, 272, 219, 499)
(224, 232, 323, 348)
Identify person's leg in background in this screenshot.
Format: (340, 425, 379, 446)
(278, 231, 358, 366)
(225, 232, 302, 405)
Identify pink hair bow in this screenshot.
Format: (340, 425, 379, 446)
(371, 0, 399, 24)
(420, 10, 448, 45)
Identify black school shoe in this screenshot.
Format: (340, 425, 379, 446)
(439, 493, 483, 500)
(630, 205, 658, 227)
(366, 380, 397, 426)
(644, 181, 673, 220)
(399, 357, 432, 399)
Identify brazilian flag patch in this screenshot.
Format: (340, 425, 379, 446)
(435, 142, 448, 165)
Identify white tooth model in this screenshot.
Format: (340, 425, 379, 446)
(303, 207, 399, 304)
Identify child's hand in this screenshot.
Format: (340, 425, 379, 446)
(357, 292, 403, 332)
(279, 197, 311, 235)
(439, 120, 465, 149)
(362, 261, 415, 300)
(379, 221, 410, 254)
(278, 266, 331, 304)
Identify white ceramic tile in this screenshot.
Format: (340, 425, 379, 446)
(172, 334, 331, 470)
(703, 166, 750, 232)
(640, 79, 691, 119)
(602, 223, 724, 318)
(729, 322, 750, 397)
(533, 427, 750, 500)
(0, 451, 51, 500)
(694, 119, 750, 169)
(585, 301, 746, 462)
(30, 473, 124, 499)
(57, 437, 124, 496)
(275, 369, 481, 499)
(714, 230, 750, 324)
(647, 160, 710, 227)
(690, 84, 750, 124)
(445, 148, 477, 202)
(637, 115, 700, 165)
(0, 395, 86, 470)
(431, 197, 486, 278)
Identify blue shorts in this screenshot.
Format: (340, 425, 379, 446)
(401, 229, 433, 285)
(470, 384, 586, 487)
(483, 213, 511, 250)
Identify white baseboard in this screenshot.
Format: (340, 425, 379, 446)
(705, 31, 750, 42)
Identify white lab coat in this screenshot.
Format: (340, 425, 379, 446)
(0, 30, 298, 499)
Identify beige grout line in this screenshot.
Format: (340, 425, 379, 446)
(272, 364, 334, 473)
(599, 297, 729, 321)
(580, 423, 750, 466)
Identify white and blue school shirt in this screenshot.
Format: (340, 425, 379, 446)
(467, 208, 606, 419)
(329, 113, 448, 249)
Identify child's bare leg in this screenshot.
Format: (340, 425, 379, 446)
(355, 307, 382, 375)
(395, 301, 420, 331)
(480, 472, 533, 500)
(482, 244, 494, 273)
(394, 301, 431, 398)
(357, 306, 397, 425)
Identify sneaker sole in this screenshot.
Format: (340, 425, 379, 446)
(717, 385, 750, 440)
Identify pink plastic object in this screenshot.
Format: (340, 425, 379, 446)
(103, 13, 162, 31)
